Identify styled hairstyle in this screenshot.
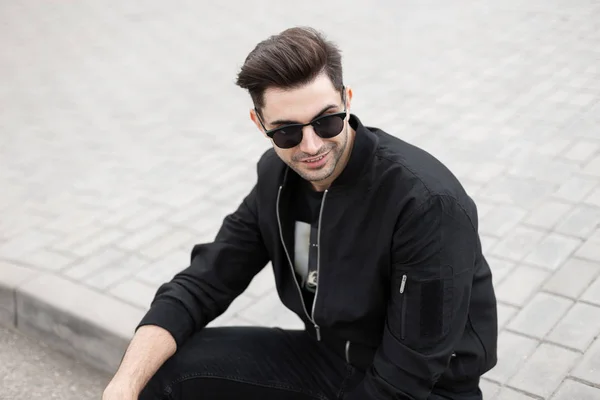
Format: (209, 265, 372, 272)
(235, 26, 344, 113)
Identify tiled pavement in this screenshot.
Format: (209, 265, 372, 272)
(1, 0, 600, 398)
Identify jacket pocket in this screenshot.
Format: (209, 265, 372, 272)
(390, 266, 455, 347)
(399, 274, 407, 340)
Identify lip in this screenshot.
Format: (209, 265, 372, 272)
(300, 152, 329, 168)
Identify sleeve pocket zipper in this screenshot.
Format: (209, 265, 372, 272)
(399, 274, 407, 340)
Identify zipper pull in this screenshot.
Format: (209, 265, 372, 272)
(399, 274, 407, 293)
(315, 325, 321, 341)
(345, 341, 351, 364)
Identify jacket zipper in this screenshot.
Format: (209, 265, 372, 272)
(311, 189, 328, 341)
(400, 274, 407, 340)
(276, 185, 328, 341)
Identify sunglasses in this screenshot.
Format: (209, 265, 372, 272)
(258, 110, 347, 149)
(256, 99, 348, 149)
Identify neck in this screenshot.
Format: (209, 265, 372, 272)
(310, 125, 356, 192)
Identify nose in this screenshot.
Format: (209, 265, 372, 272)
(298, 125, 323, 155)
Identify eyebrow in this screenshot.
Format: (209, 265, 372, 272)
(269, 104, 339, 126)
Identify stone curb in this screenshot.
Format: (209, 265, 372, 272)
(0, 261, 146, 375)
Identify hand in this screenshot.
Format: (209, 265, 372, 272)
(102, 380, 138, 400)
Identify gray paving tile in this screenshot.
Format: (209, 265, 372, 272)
(479, 379, 501, 400)
(24, 249, 76, 271)
(583, 154, 600, 177)
(522, 232, 582, 271)
(569, 93, 598, 108)
(508, 343, 580, 399)
(489, 226, 546, 263)
(210, 315, 256, 327)
(488, 257, 517, 287)
(245, 266, 277, 298)
(551, 379, 600, 400)
(583, 187, 600, 208)
(497, 302, 519, 330)
(269, 308, 305, 330)
(137, 227, 196, 261)
(509, 156, 580, 185)
(553, 176, 599, 203)
(108, 278, 157, 310)
(0, 230, 58, 260)
(571, 336, 600, 387)
(153, 188, 212, 210)
(42, 209, 101, 234)
(581, 275, 600, 306)
(473, 200, 495, 220)
(495, 265, 551, 307)
(100, 208, 138, 228)
(162, 201, 215, 226)
(543, 258, 600, 299)
(562, 140, 600, 164)
(547, 302, 600, 352)
(49, 224, 109, 254)
(62, 247, 128, 280)
(554, 204, 600, 239)
(495, 388, 537, 400)
(241, 291, 293, 326)
(481, 235, 500, 255)
(117, 205, 171, 232)
(483, 331, 539, 384)
(575, 233, 600, 263)
(464, 162, 506, 184)
(118, 223, 172, 252)
(506, 293, 573, 339)
(480, 205, 528, 236)
(536, 137, 573, 158)
(134, 249, 190, 286)
(83, 254, 148, 291)
(523, 201, 572, 230)
(0, 211, 48, 240)
(478, 176, 555, 209)
(69, 228, 126, 258)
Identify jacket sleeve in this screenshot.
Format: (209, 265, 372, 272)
(345, 194, 479, 399)
(136, 181, 270, 349)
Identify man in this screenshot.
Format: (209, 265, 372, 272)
(103, 26, 498, 400)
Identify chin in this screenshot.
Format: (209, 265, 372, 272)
(301, 166, 335, 183)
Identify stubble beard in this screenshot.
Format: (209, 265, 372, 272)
(293, 126, 348, 183)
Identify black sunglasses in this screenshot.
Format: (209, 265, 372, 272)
(255, 93, 348, 149)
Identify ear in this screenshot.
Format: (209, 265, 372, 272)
(249, 108, 269, 138)
(344, 86, 354, 110)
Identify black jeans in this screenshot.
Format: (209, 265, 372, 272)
(138, 326, 482, 400)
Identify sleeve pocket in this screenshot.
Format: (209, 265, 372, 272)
(390, 265, 457, 347)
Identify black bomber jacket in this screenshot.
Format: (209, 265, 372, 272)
(138, 114, 499, 399)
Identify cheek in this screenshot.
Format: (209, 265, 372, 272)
(329, 135, 346, 150)
(274, 147, 295, 162)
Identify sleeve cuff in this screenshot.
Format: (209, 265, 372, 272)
(136, 300, 196, 349)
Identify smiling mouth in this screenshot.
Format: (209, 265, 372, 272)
(301, 152, 329, 163)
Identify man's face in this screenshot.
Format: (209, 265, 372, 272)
(251, 73, 353, 189)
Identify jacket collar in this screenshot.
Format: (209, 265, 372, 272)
(332, 113, 378, 188)
(280, 113, 379, 191)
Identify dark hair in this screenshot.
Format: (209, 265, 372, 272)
(235, 26, 343, 112)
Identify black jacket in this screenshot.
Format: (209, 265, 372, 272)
(138, 114, 498, 399)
